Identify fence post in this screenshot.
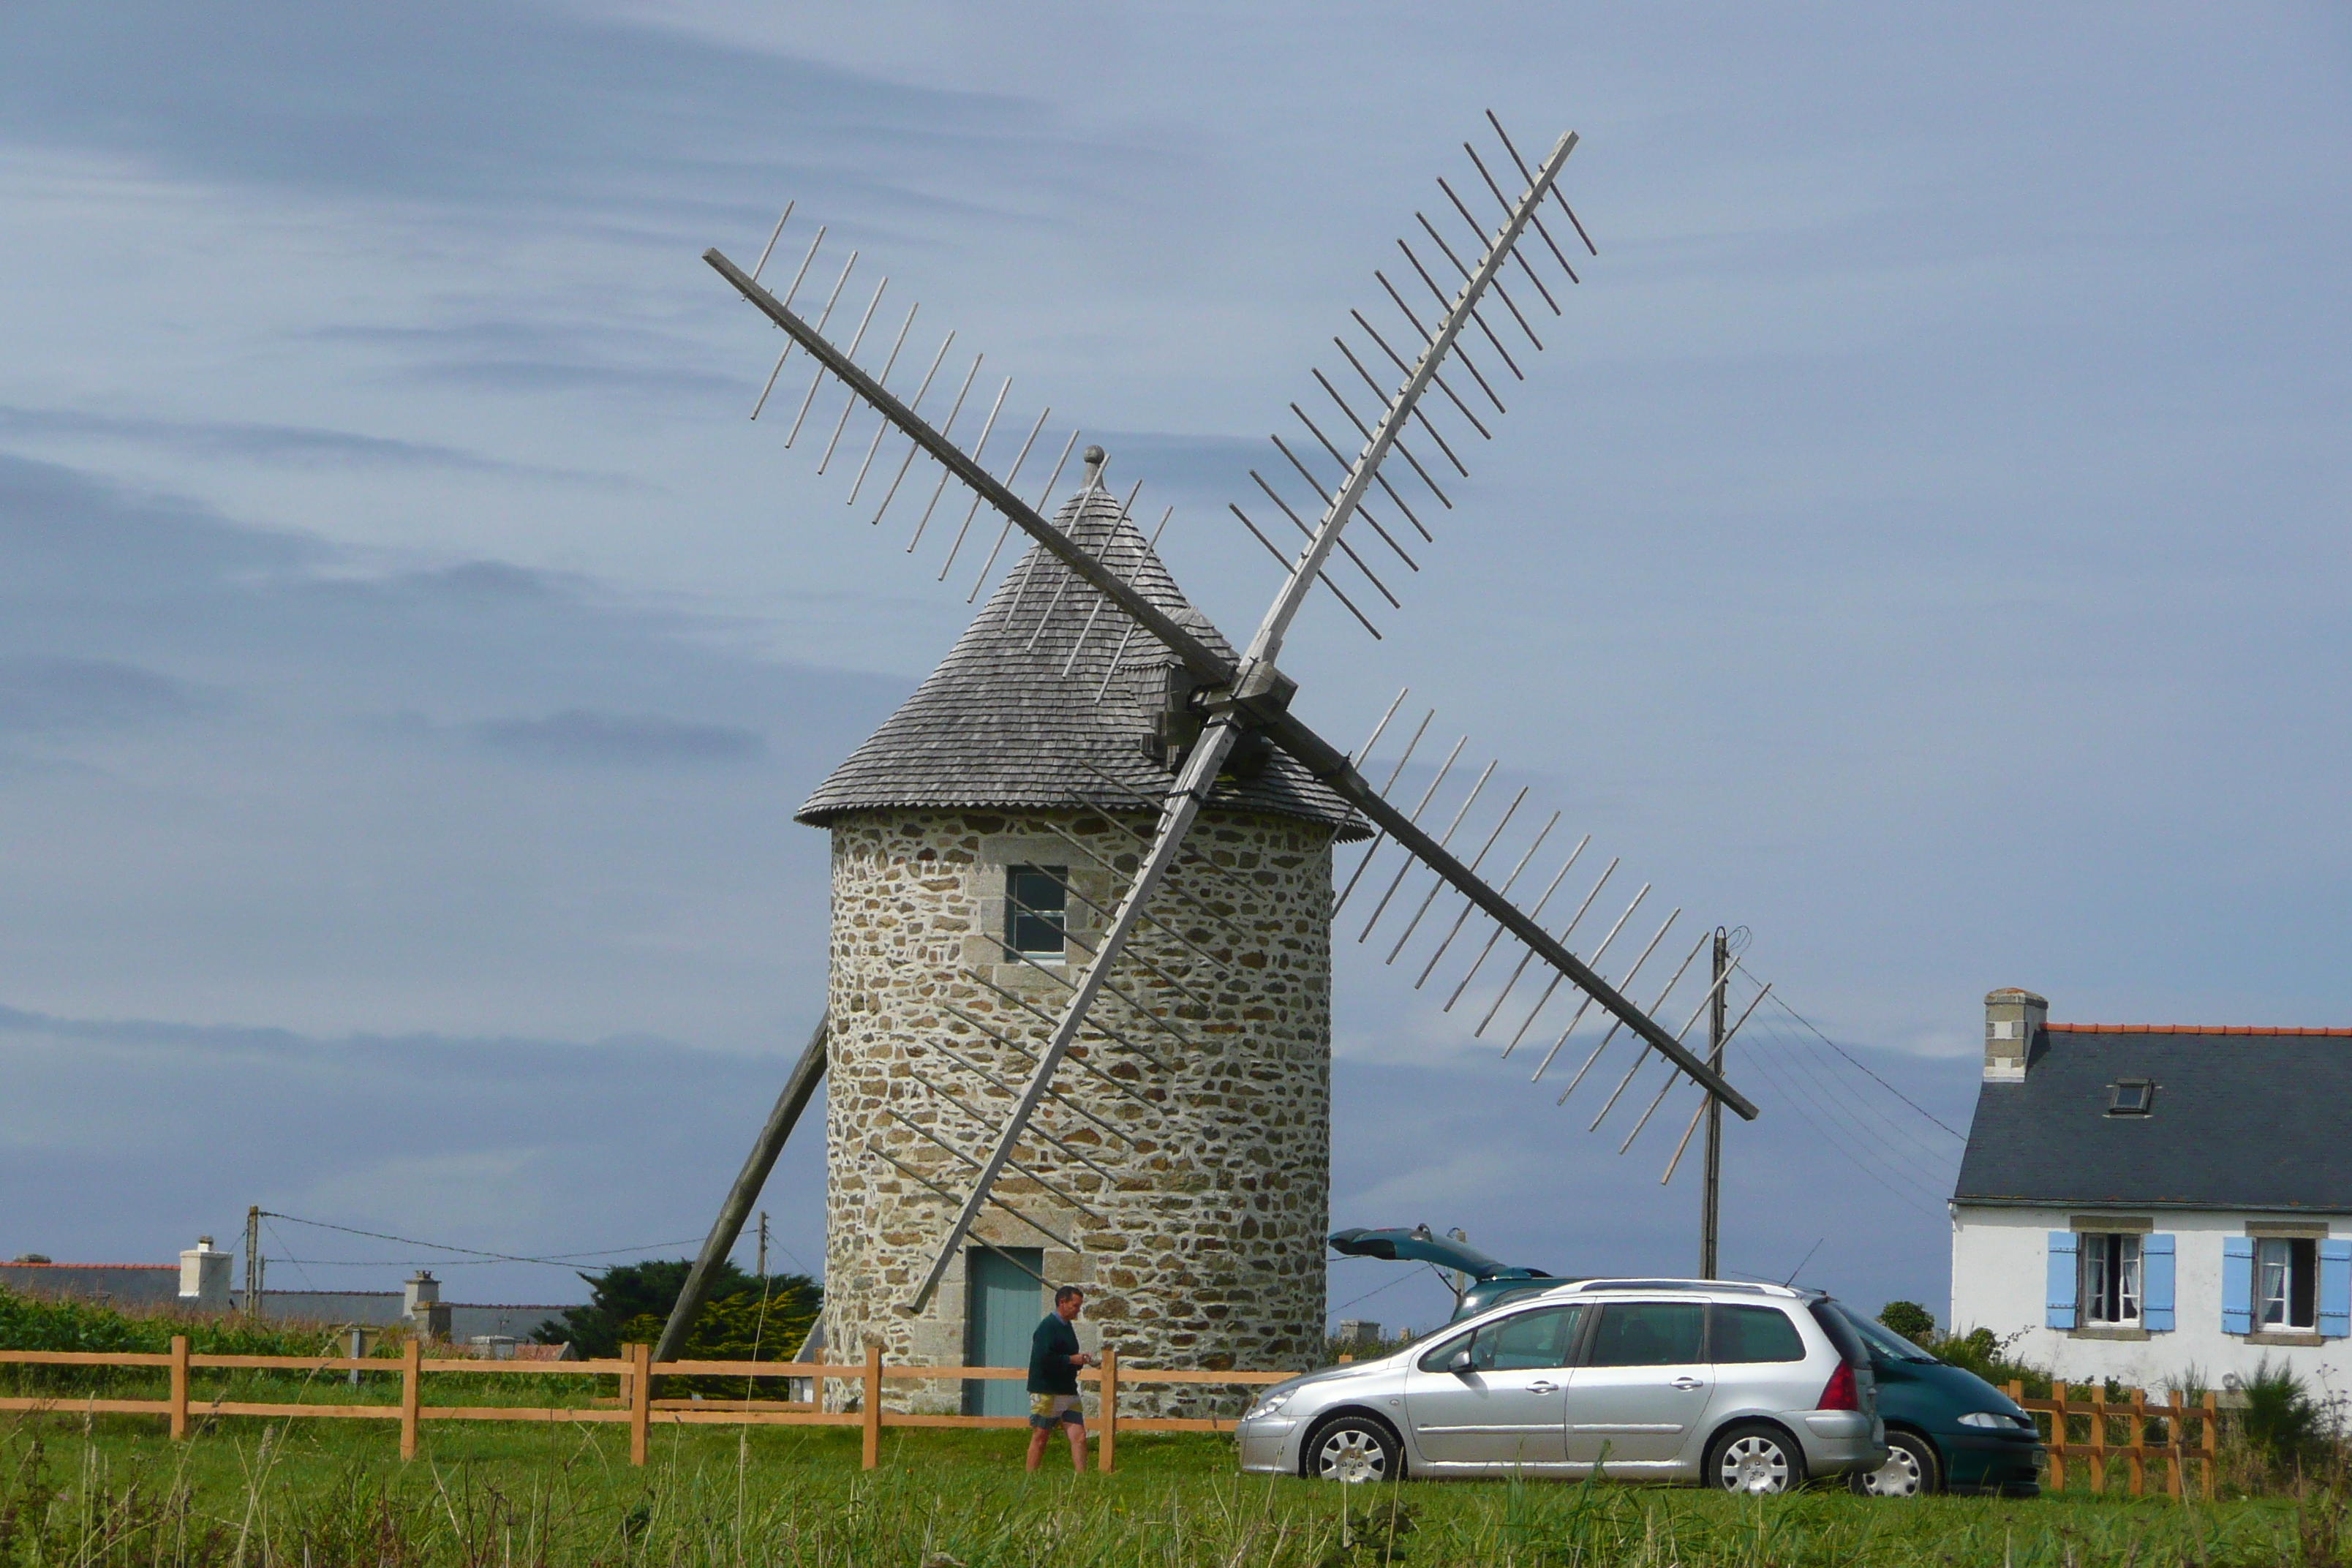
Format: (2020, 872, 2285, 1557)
(2048, 1380, 2068, 1493)
(2201, 1389, 2218, 1500)
(862, 1343, 882, 1470)
(2165, 1390, 2185, 1499)
(2089, 1388, 2108, 1493)
(2135, 1389, 2152, 1496)
(629, 1343, 652, 1466)
(1098, 1346, 1118, 1474)
(168, 1335, 189, 1441)
(399, 1338, 421, 1460)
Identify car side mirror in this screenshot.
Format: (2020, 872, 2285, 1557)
(1447, 1349, 1474, 1376)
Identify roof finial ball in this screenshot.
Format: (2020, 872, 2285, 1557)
(1081, 443, 1107, 492)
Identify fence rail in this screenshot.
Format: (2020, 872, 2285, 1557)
(2005, 1379, 2219, 1498)
(0, 1340, 1287, 1471)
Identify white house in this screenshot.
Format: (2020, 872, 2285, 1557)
(1950, 987, 2352, 1392)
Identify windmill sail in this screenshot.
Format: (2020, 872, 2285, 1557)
(701, 116, 1759, 1321)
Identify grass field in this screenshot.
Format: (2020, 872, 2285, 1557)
(4, 1413, 2347, 1567)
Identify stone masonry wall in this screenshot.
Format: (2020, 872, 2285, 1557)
(823, 805, 1332, 1416)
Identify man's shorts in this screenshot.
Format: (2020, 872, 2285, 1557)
(1030, 1393, 1084, 1429)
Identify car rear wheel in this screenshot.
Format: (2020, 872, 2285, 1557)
(1851, 1431, 1940, 1497)
(1305, 1416, 1401, 1484)
(1708, 1422, 1806, 1494)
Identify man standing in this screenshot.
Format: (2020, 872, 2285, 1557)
(1025, 1284, 1096, 1472)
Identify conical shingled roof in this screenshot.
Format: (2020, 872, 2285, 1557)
(797, 486, 1362, 834)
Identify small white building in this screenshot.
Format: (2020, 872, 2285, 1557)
(1951, 987, 2352, 1391)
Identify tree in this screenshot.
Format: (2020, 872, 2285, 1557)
(533, 1259, 820, 1361)
(1877, 1300, 1936, 1343)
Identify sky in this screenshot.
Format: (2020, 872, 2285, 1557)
(0, 2, 2345, 1337)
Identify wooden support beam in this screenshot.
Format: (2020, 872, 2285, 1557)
(862, 1343, 883, 1470)
(168, 1335, 189, 1441)
(1097, 1346, 1118, 1474)
(399, 1338, 421, 1460)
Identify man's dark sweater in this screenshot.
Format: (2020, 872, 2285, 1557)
(1028, 1312, 1081, 1395)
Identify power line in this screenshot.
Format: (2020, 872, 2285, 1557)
(1733, 1037, 1949, 1215)
(1765, 991, 1968, 1142)
(260, 1213, 707, 1269)
(1752, 1008, 1959, 1175)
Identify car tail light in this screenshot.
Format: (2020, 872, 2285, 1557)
(1817, 1361, 1859, 1411)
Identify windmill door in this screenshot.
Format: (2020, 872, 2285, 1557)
(963, 1248, 1044, 1417)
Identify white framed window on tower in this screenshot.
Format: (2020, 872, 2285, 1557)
(1003, 865, 1069, 962)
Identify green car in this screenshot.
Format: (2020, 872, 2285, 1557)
(1327, 1227, 2042, 1496)
(1828, 1304, 2041, 1497)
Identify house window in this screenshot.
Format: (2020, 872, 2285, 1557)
(2079, 1233, 2141, 1326)
(2258, 1237, 2318, 1330)
(2108, 1079, 2154, 1115)
(1003, 865, 1068, 960)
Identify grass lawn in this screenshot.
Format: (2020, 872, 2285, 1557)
(3, 1411, 2341, 1567)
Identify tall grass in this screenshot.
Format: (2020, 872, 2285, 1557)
(2, 1416, 2348, 1568)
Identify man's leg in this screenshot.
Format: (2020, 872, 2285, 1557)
(1065, 1415, 1088, 1472)
(1026, 1421, 1050, 1471)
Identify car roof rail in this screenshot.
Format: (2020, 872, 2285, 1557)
(1560, 1278, 1791, 1297)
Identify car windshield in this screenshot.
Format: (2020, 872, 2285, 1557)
(1833, 1303, 1938, 1364)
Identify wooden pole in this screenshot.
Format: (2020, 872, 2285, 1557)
(2089, 1387, 2108, 1493)
(2165, 1391, 2185, 1499)
(862, 1342, 882, 1470)
(399, 1337, 421, 1460)
(2202, 1389, 2218, 1500)
(2048, 1380, 2068, 1493)
(168, 1335, 189, 1441)
(2135, 1399, 2149, 1496)
(1700, 927, 1727, 1277)
(629, 1343, 652, 1466)
(655, 1015, 829, 1365)
(1097, 1346, 1118, 1473)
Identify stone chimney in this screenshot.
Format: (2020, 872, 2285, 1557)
(1983, 988, 2047, 1082)
(178, 1235, 232, 1309)
(404, 1271, 451, 1341)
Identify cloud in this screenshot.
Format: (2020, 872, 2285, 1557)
(0, 657, 192, 734)
(473, 709, 767, 764)
(0, 0, 1055, 217)
(0, 405, 642, 488)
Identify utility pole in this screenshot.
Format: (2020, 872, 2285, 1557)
(756, 1210, 769, 1280)
(244, 1205, 263, 1319)
(1700, 930, 1728, 1280)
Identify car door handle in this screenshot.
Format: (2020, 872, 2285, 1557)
(1671, 1376, 1705, 1391)
(1525, 1380, 1560, 1394)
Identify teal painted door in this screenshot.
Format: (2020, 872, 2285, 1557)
(965, 1248, 1044, 1417)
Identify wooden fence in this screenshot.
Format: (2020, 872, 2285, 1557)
(0, 1341, 1287, 1471)
(2005, 1379, 2220, 1498)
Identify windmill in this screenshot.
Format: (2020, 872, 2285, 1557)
(657, 117, 1765, 1401)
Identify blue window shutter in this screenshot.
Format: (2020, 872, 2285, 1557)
(2222, 1237, 2255, 1335)
(2046, 1232, 2078, 1330)
(2320, 1241, 2351, 1339)
(2143, 1234, 2176, 1332)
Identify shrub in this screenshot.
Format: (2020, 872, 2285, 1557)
(2239, 1356, 2336, 1477)
(1877, 1300, 1936, 1341)
(539, 1258, 819, 1362)
(1924, 1324, 2048, 1397)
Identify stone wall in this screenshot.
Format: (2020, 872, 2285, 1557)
(822, 804, 1333, 1415)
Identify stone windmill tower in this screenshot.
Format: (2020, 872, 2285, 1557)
(657, 117, 1763, 1404)
(798, 464, 1360, 1407)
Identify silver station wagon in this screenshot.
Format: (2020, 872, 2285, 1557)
(1237, 1279, 1885, 1490)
